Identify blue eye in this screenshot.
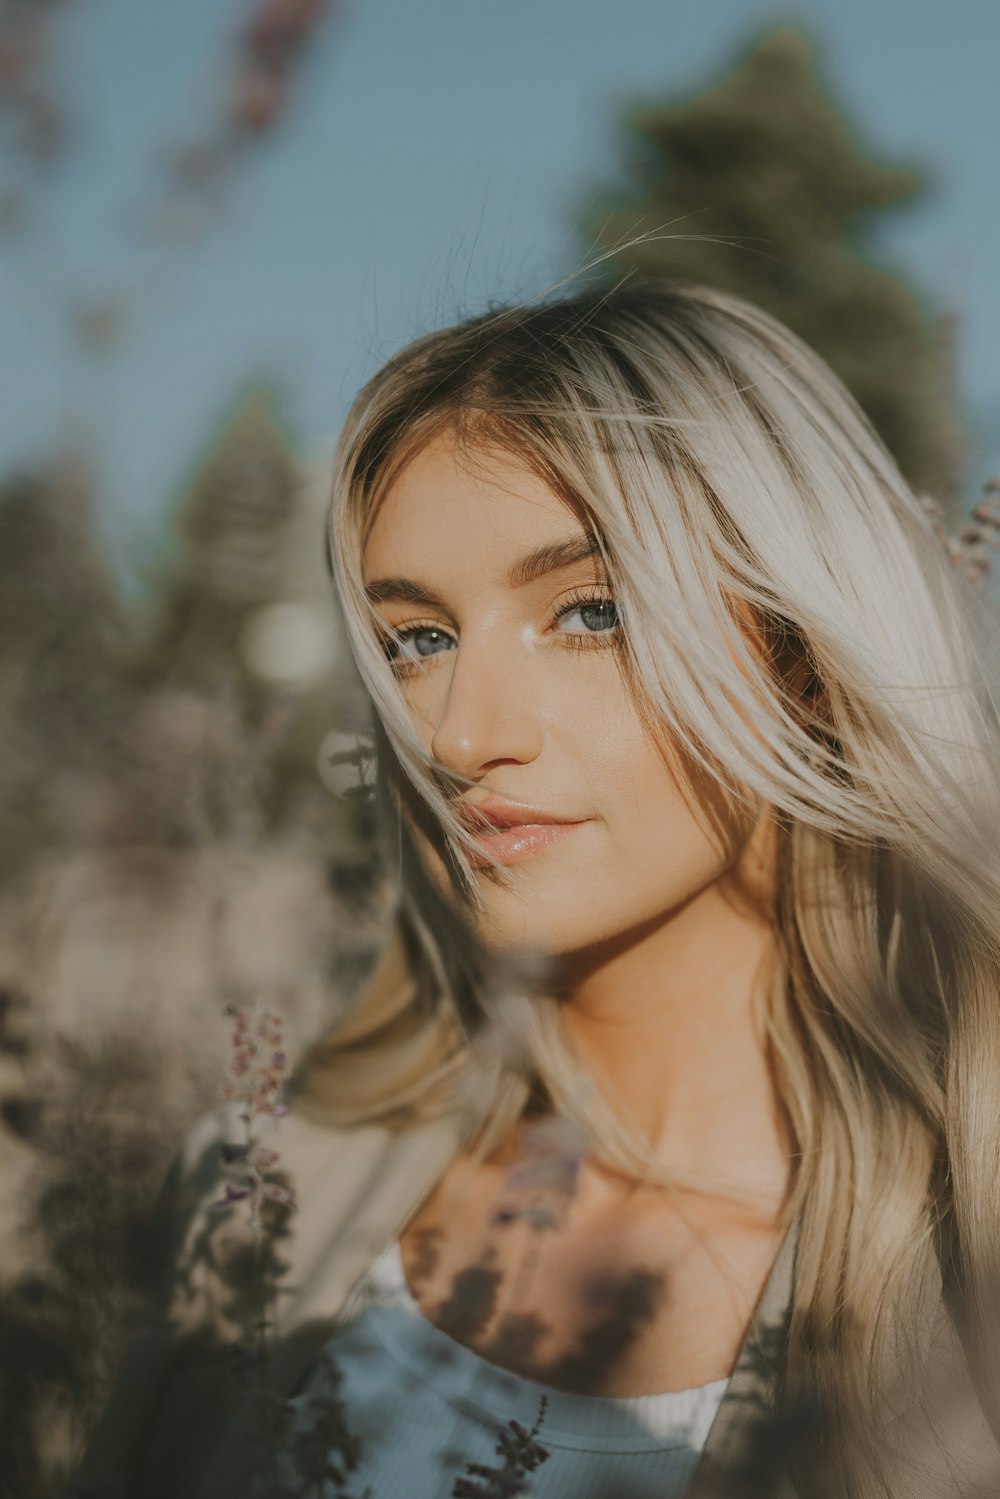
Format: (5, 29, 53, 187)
(380, 590, 617, 674)
(554, 596, 620, 635)
(381, 625, 456, 668)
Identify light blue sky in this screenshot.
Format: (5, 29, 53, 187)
(1, 0, 998, 581)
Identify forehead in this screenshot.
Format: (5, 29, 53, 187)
(362, 428, 584, 577)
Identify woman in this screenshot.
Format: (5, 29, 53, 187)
(69, 280, 1000, 1499)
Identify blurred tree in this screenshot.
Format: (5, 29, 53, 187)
(0, 456, 128, 881)
(122, 391, 303, 845)
(585, 26, 963, 500)
(0, 10, 377, 1497)
(128, 390, 367, 860)
(139, 390, 299, 694)
(0, 1031, 187, 1499)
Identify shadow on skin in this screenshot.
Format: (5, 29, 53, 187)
(397, 1212, 672, 1397)
(541, 1264, 666, 1395)
(401, 1219, 445, 1293)
(67, 1125, 1000, 1499)
(433, 1257, 504, 1348)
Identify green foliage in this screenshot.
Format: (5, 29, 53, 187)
(0, 391, 374, 873)
(0, 461, 129, 881)
(140, 390, 301, 696)
(585, 26, 963, 499)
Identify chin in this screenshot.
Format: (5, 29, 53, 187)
(412, 830, 653, 958)
(467, 885, 622, 960)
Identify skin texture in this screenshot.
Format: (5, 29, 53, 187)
(362, 426, 793, 1394)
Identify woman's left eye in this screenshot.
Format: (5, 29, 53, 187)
(553, 593, 621, 636)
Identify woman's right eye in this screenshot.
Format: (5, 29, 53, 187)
(382, 624, 456, 671)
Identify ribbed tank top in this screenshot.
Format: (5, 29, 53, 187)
(279, 1238, 731, 1498)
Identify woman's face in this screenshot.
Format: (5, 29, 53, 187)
(361, 425, 762, 956)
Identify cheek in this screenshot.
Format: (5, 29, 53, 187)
(398, 655, 754, 955)
(587, 731, 736, 914)
(391, 677, 440, 745)
(579, 677, 713, 845)
(413, 712, 740, 957)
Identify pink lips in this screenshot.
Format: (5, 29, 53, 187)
(456, 799, 588, 869)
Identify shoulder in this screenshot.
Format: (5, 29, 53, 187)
(163, 1097, 467, 1273)
(66, 1102, 465, 1499)
(154, 1098, 360, 1275)
(164, 1098, 360, 1221)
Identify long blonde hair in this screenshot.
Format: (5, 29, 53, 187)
(295, 277, 1000, 1493)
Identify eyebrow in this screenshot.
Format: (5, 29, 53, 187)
(364, 531, 604, 608)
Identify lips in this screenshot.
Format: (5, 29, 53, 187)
(455, 799, 588, 868)
(456, 797, 580, 833)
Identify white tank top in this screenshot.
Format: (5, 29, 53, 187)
(279, 1238, 731, 1498)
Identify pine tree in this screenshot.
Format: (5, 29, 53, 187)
(585, 26, 962, 499)
(140, 389, 300, 696)
(0, 455, 128, 879)
(130, 390, 359, 853)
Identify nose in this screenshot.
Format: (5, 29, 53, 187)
(429, 627, 543, 780)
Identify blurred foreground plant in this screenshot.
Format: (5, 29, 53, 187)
(451, 1398, 551, 1499)
(214, 1001, 295, 1394)
(919, 478, 1000, 587)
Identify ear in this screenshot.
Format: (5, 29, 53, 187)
(734, 601, 827, 730)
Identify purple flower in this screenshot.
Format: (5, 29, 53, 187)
(209, 1182, 251, 1210)
(216, 1003, 295, 1219)
(492, 1115, 591, 1233)
(452, 1399, 550, 1496)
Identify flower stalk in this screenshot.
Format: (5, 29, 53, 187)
(213, 998, 295, 1406)
(451, 1396, 551, 1498)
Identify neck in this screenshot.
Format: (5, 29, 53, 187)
(550, 818, 792, 1211)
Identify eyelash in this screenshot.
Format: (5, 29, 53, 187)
(555, 588, 623, 652)
(379, 587, 622, 676)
